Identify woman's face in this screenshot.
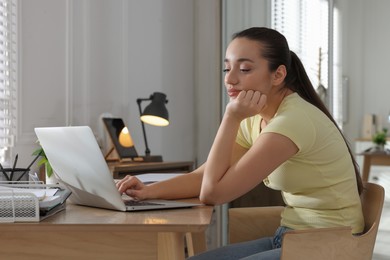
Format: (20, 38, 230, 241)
(224, 38, 274, 99)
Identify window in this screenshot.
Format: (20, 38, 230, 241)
(0, 0, 17, 164)
(272, 0, 329, 95)
(271, 0, 343, 126)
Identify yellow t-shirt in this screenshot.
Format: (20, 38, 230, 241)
(236, 93, 364, 234)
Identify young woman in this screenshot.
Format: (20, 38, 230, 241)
(116, 27, 364, 260)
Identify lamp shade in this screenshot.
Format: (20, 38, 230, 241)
(140, 92, 169, 127)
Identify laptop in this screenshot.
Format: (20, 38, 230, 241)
(34, 126, 201, 212)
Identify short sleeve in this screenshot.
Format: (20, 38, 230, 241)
(236, 117, 257, 149)
(262, 108, 316, 152)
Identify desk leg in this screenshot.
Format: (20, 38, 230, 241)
(362, 156, 371, 182)
(158, 232, 185, 260)
(186, 232, 207, 256)
(185, 232, 195, 257)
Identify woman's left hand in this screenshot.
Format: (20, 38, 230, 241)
(226, 90, 267, 120)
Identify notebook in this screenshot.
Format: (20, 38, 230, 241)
(34, 126, 201, 211)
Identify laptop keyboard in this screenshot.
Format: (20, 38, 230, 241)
(124, 200, 163, 206)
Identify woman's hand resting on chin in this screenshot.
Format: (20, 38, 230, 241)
(226, 90, 267, 121)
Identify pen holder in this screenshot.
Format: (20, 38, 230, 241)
(0, 168, 30, 182)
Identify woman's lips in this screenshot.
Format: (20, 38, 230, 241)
(227, 89, 241, 97)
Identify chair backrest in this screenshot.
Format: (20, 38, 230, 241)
(361, 182, 385, 233)
(359, 181, 385, 244)
(281, 182, 385, 260)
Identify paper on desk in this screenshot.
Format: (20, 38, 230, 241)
(123, 173, 184, 184)
(0, 186, 58, 200)
(39, 195, 61, 208)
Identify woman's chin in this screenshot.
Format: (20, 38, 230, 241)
(228, 94, 239, 100)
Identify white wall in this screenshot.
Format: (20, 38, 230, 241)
(13, 0, 221, 170)
(340, 0, 390, 145)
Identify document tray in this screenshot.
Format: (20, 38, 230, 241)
(0, 190, 40, 222)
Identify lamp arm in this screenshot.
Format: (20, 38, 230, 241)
(137, 99, 151, 156)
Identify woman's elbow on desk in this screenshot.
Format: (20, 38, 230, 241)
(199, 188, 226, 206)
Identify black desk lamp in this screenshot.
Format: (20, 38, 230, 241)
(136, 92, 169, 162)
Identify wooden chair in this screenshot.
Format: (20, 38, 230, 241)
(229, 182, 385, 260)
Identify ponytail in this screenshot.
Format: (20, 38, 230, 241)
(287, 51, 363, 195)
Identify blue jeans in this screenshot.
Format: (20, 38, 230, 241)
(188, 226, 291, 260)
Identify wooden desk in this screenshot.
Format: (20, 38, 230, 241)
(360, 152, 390, 182)
(0, 199, 213, 260)
(109, 161, 194, 179)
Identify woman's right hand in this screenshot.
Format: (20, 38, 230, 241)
(116, 175, 149, 200)
(226, 90, 267, 121)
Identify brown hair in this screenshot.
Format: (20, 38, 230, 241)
(233, 27, 363, 194)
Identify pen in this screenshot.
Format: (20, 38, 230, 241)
(9, 154, 18, 182)
(0, 163, 10, 181)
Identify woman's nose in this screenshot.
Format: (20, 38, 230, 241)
(225, 70, 238, 85)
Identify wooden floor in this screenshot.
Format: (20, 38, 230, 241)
(370, 172, 390, 260)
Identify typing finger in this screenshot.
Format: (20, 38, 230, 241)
(115, 175, 131, 188)
(117, 176, 143, 193)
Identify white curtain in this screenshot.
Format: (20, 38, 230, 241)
(0, 0, 17, 165)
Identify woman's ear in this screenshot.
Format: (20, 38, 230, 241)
(272, 65, 287, 85)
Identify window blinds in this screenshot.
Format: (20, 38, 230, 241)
(0, 0, 17, 164)
(271, 0, 329, 98)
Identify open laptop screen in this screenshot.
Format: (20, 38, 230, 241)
(102, 117, 139, 159)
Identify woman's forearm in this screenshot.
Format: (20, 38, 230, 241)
(201, 114, 241, 203)
(146, 163, 205, 200)
(200, 91, 266, 205)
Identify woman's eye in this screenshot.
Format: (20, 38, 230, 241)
(223, 68, 250, 73)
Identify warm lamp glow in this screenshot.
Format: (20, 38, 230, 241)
(118, 127, 134, 147)
(140, 115, 169, 127)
